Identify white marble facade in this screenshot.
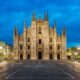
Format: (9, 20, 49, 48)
(13, 13, 67, 60)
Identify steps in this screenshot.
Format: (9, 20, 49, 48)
(23, 60, 56, 67)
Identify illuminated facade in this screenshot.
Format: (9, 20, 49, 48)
(0, 41, 13, 60)
(13, 13, 66, 60)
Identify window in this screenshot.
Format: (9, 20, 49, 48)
(38, 27, 41, 34)
(50, 45, 52, 50)
(57, 45, 60, 50)
(27, 37, 30, 42)
(20, 45, 22, 50)
(39, 39, 42, 44)
(50, 38, 52, 42)
(28, 46, 30, 50)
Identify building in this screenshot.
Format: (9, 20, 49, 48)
(0, 41, 13, 60)
(4, 44, 13, 60)
(66, 47, 80, 60)
(0, 41, 6, 60)
(13, 13, 67, 60)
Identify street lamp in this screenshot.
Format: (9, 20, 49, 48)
(0, 46, 3, 49)
(77, 47, 80, 50)
(77, 47, 80, 60)
(75, 53, 78, 55)
(74, 52, 78, 60)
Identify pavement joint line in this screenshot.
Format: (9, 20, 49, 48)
(65, 72, 75, 79)
(5, 68, 21, 79)
(59, 68, 75, 79)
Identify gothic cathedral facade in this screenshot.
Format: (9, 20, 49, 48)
(13, 13, 66, 60)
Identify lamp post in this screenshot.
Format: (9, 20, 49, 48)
(77, 47, 80, 60)
(74, 52, 78, 60)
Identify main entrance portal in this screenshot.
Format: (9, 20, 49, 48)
(57, 54, 60, 60)
(20, 54, 23, 60)
(38, 51, 42, 60)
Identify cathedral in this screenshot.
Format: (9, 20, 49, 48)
(13, 13, 67, 60)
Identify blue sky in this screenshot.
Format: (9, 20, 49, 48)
(0, 0, 80, 48)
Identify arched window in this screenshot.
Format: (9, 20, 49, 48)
(39, 39, 42, 44)
(50, 38, 52, 42)
(28, 45, 30, 50)
(27, 37, 30, 42)
(57, 45, 60, 50)
(38, 27, 41, 34)
(50, 45, 52, 50)
(20, 45, 22, 50)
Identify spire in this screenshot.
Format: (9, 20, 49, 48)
(54, 20, 56, 29)
(53, 20, 57, 37)
(24, 20, 27, 31)
(14, 25, 18, 36)
(54, 20, 57, 33)
(32, 12, 36, 21)
(44, 11, 48, 21)
(62, 26, 66, 36)
(24, 20, 26, 26)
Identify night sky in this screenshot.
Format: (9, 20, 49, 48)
(0, 0, 80, 48)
